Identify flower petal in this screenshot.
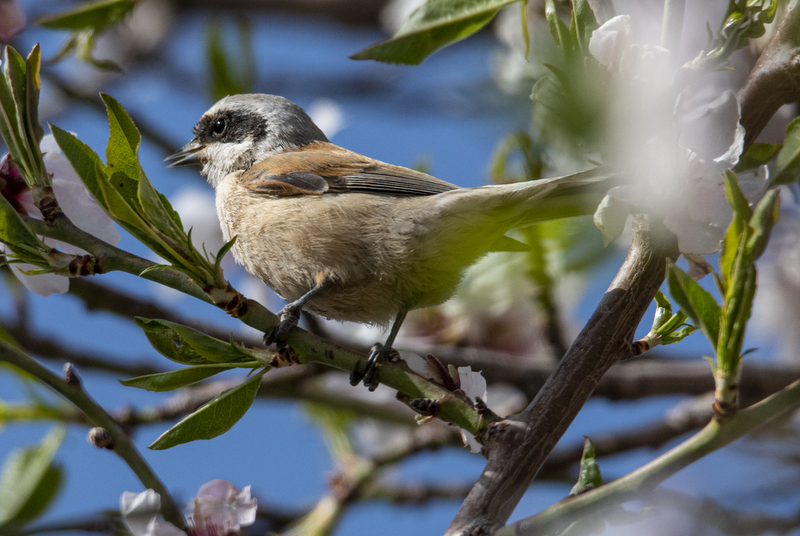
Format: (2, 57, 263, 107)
(234, 486, 257, 526)
(457, 366, 487, 403)
(588, 15, 631, 69)
(10, 263, 69, 296)
(52, 178, 120, 245)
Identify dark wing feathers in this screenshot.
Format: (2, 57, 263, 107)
(239, 141, 458, 198)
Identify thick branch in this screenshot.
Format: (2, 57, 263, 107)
(446, 217, 678, 534)
(738, 0, 800, 151)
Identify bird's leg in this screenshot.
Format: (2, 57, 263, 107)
(264, 273, 336, 346)
(350, 309, 407, 391)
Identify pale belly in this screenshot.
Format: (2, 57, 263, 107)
(215, 182, 469, 325)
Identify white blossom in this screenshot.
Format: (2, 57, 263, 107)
(121, 480, 257, 536)
(589, 15, 767, 264)
(1, 135, 121, 295)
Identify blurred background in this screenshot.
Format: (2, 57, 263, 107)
(2, 1, 800, 535)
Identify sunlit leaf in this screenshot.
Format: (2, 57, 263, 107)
(136, 318, 254, 365)
(149, 369, 266, 449)
(667, 263, 721, 348)
(350, 0, 514, 65)
(569, 437, 602, 496)
(120, 364, 239, 392)
(734, 142, 780, 173)
(772, 117, 800, 185)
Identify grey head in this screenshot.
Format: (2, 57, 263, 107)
(167, 94, 328, 188)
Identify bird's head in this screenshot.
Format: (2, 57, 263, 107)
(167, 94, 328, 188)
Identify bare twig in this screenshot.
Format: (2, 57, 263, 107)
(0, 342, 186, 529)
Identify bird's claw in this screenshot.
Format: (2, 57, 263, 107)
(263, 304, 302, 347)
(349, 343, 389, 391)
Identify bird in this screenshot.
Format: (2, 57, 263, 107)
(168, 94, 614, 389)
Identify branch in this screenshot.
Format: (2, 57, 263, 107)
(426, 344, 800, 402)
(26, 210, 486, 433)
(0, 342, 186, 529)
(539, 393, 714, 479)
(446, 216, 679, 534)
(738, 0, 800, 151)
(500, 377, 800, 535)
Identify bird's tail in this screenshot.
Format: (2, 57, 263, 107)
(432, 167, 616, 231)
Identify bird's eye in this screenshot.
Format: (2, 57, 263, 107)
(211, 117, 227, 136)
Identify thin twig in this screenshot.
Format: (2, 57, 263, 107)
(0, 341, 186, 529)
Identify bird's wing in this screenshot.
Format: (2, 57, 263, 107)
(238, 142, 459, 197)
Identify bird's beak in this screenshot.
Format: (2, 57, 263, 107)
(166, 140, 205, 167)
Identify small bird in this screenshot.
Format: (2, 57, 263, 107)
(168, 94, 613, 389)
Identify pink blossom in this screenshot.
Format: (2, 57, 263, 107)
(0, 135, 120, 295)
(0, 0, 25, 41)
(121, 480, 257, 536)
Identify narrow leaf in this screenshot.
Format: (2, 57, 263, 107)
(101, 93, 142, 185)
(746, 189, 780, 260)
(723, 169, 752, 221)
(120, 364, 237, 392)
(0, 194, 46, 251)
(571, 0, 598, 56)
(667, 263, 721, 348)
(36, 0, 135, 31)
(569, 437, 602, 495)
(24, 45, 44, 145)
(149, 369, 266, 449)
(772, 116, 800, 185)
(350, 0, 511, 64)
(734, 142, 780, 172)
(546, 0, 572, 51)
(136, 318, 253, 364)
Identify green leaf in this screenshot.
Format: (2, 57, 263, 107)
(545, 0, 572, 51)
(350, 0, 512, 65)
(746, 189, 780, 260)
(569, 437, 602, 496)
(148, 369, 266, 449)
(0, 194, 46, 252)
(772, 116, 800, 185)
(136, 318, 254, 365)
(651, 290, 673, 330)
(0, 428, 64, 525)
(36, 0, 135, 31)
(661, 324, 697, 345)
(520, 0, 530, 59)
(137, 170, 186, 244)
(667, 263, 721, 348)
(102, 93, 142, 184)
(723, 169, 752, 221)
(215, 237, 237, 266)
(570, 0, 598, 56)
(120, 364, 238, 392)
(734, 142, 780, 172)
(24, 45, 44, 146)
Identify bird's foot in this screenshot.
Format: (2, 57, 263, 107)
(349, 343, 401, 391)
(263, 303, 302, 347)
